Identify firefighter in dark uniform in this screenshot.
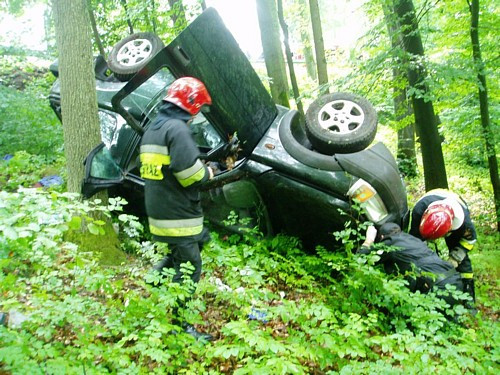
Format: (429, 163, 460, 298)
(360, 223, 466, 309)
(140, 77, 214, 341)
(409, 189, 476, 302)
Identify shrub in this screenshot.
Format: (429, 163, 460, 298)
(0, 57, 62, 158)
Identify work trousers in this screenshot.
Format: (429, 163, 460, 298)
(154, 228, 211, 285)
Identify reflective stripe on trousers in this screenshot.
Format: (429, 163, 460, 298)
(149, 217, 204, 237)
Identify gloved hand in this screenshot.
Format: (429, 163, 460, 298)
(449, 248, 467, 268)
(362, 225, 377, 247)
(447, 258, 459, 268)
(206, 161, 220, 179)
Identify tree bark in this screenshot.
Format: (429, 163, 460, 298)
(256, 0, 290, 107)
(394, 0, 448, 190)
(383, 2, 416, 177)
(308, 0, 328, 93)
(301, 29, 317, 81)
(87, 0, 105, 58)
(294, 0, 316, 81)
(52, 0, 102, 193)
(150, 0, 157, 34)
(468, 0, 499, 230)
(277, 0, 304, 117)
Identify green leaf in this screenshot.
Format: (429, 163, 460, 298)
(2, 227, 18, 240)
(68, 216, 82, 230)
(87, 222, 101, 235)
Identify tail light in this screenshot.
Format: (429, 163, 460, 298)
(347, 179, 388, 223)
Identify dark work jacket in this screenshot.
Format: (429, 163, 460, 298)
(360, 232, 463, 294)
(409, 189, 477, 254)
(140, 102, 210, 244)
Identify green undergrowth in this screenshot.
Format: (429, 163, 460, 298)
(0, 73, 62, 158)
(0, 189, 498, 374)
(63, 221, 128, 267)
(0, 151, 66, 192)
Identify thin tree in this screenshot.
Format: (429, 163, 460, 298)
(383, 2, 417, 177)
(286, 0, 317, 81)
(298, 0, 317, 81)
(394, 0, 448, 190)
(52, 0, 102, 193)
(256, 0, 290, 107)
(277, 0, 304, 117)
(308, 0, 328, 93)
(119, 0, 134, 34)
(149, 0, 157, 34)
(87, 0, 105, 57)
(468, 0, 499, 230)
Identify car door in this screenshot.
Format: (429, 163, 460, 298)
(111, 7, 278, 157)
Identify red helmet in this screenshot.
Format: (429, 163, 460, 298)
(163, 77, 212, 115)
(419, 201, 454, 240)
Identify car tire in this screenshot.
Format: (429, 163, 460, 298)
(305, 92, 377, 154)
(107, 32, 164, 82)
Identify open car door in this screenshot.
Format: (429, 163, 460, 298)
(111, 7, 278, 157)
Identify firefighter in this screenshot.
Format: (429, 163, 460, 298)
(140, 77, 215, 341)
(409, 189, 477, 302)
(360, 223, 467, 310)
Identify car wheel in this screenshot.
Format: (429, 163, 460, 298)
(305, 92, 377, 154)
(107, 32, 164, 81)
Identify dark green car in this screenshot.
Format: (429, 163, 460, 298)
(49, 8, 408, 249)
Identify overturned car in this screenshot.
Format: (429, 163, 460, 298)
(48, 8, 408, 249)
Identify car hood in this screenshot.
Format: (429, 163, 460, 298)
(113, 7, 278, 156)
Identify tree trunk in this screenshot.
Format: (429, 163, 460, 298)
(256, 0, 290, 107)
(119, 0, 134, 34)
(468, 0, 499, 231)
(383, 2, 416, 177)
(150, 0, 157, 34)
(308, 0, 328, 93)
(200, 1, 207, 11)
(277, 0, 304, 117)
(301, 29, 317, 81)
(87, 0, 105, 58)
(52, 0, 102, 193)
(394, 0, 448, 190)
(295, 0, 316, 81)
(396, 103, 417, 177)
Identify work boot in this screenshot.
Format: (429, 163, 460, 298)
(182, 323, 214, 342)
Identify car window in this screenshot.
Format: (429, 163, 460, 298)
(190, 114, 223, 149)
(89, 146, 122, 180)
(98, 109, 135, 167)
(145, 103, 223, 151)
(99, 110, 120, 148)
(142, 68, 224, 151)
